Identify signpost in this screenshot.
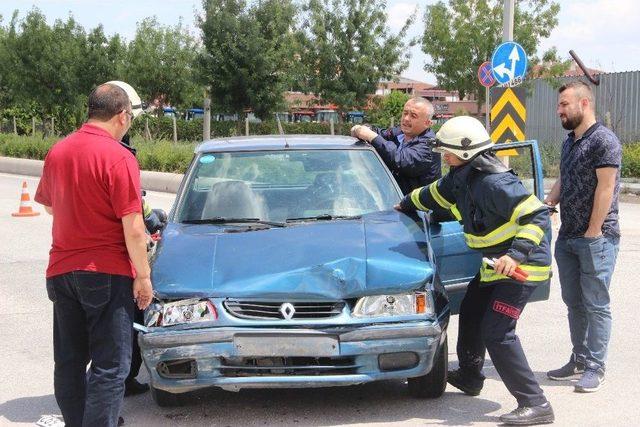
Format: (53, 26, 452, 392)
(477, 61, 494, 131)
(491, 41, 527, 86)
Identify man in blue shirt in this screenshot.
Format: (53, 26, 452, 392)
(545, 81, 622, 393)
(351, 97, 441, 194)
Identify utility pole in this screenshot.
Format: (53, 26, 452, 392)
(502, 0, 514, 42)
(499, 0, 515, 166)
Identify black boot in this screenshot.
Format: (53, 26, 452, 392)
(124, 378, 150, 396)
(499, 402, 555, 425)
(447, 368, 485, 396)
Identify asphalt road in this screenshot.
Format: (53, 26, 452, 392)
(1, 172, 639, 426)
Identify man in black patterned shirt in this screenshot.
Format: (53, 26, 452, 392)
(544, 81, 622, 393)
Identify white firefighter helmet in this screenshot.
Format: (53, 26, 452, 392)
(434, 116, 494, 160)
(106, 80, 144, 118)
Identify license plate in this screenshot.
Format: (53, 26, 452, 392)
(233, 334, 339, 357)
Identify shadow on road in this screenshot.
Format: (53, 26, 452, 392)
(125, 380, 504, 426)
(0, 394, 60, 424)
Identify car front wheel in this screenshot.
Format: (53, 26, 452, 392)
(407, 336, 448, 398)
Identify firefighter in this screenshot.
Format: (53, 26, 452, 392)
(396, 116, 554, 425)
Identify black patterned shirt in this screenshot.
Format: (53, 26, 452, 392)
(559, 122, 622, 239)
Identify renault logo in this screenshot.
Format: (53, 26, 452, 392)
(279, 302, 295, 320)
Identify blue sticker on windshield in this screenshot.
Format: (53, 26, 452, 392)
(199, 155, 215, 164)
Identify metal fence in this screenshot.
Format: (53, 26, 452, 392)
(526, 70, 640, 144)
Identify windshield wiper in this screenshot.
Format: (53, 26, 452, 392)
(286, 214, 362, 222)
(182, 217, 286, 227)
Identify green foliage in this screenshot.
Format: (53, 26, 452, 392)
(129, 117, 237, 141)
(365, 91, 410, 127)
(128, 116, 351, 142)
(198, 0, 297, 119)
(132, 139, 195, 173)
(422, 0, 561, 102)
(125, 18, 201, 109)
(0, 133, 54, 159)
(621, 143, 640, 179)
(300, 0, 415, 112)
(538, 140, 561, 177)
(0, 9, 202, 128)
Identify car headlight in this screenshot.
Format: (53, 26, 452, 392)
(352, 291, 433, 317)
(145, 298, 218, 327)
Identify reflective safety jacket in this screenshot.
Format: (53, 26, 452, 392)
(370, 126, 441, 194)
(399, 152, 552, 286)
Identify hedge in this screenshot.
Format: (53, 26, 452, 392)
(129, 117, 351, 141)
(2, 133, 639, 178)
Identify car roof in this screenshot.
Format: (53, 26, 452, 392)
(196, 135, 371, 153)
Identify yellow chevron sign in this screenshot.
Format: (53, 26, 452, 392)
(490, 87, 526, 146)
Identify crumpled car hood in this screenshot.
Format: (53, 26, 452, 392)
(151, 210, 433, 300)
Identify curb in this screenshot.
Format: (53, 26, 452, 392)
(0, 156, 184, 194)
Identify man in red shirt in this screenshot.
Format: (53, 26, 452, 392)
(35, 83, 153, 427)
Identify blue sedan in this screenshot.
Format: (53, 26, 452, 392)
(138, 135, 481, 406)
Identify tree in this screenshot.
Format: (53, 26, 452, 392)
(198, 0, 298, 119)
(125, 17, 200, 109)
(422, 0, 561, 101)
(3, 9, 88, 114)
(80, 26, 127, 93)
(300, 0, 415, 113)
(365, 90, 410, 127)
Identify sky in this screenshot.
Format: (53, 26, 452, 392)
(1, 0, 638, 85)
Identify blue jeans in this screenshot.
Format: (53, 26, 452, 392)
(46, 271, 134, 427)
(555, 235, 619, 368)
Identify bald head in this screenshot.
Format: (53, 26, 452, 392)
(88, 83, 131, 121)
(401, 97, 433, 139)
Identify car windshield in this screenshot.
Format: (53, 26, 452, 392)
(175, 149, 401, 223)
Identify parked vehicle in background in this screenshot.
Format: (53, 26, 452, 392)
(163, 107, 178, 118)
(346, 111, 365, 124)
(186, 108, 204, 121)
(316, 109, 339, 123)
(292, 111, 315, 123)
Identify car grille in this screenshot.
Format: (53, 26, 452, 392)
(224, 300, 345, 320)
(220, 356, 358, 377)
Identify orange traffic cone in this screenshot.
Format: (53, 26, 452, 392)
(12, 181, 40, 217)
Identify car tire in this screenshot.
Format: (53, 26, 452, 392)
(150, 384, 182, 407)
(407, 336, 448, 398)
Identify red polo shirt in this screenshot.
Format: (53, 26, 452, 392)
(35, 123, 142, 278)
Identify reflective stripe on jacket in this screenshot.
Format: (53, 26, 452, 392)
(401, 154, 552, 286)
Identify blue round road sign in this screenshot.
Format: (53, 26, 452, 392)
(491, 41, 527, 85)
(478, 61, 494, 88)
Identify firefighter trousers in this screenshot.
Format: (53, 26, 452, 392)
(457, 273, 547, 407)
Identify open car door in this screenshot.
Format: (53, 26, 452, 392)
(429, 140, 550, 314)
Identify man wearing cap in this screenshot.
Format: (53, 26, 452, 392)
(35, 83, 153, 427)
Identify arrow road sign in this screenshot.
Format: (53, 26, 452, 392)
(491, 41, 527, 85)
(478, 61, 495, 88)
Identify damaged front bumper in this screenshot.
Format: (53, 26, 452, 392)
(139, 321, 444, 393)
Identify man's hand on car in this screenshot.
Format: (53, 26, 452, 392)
(350, 125, 377, 142)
